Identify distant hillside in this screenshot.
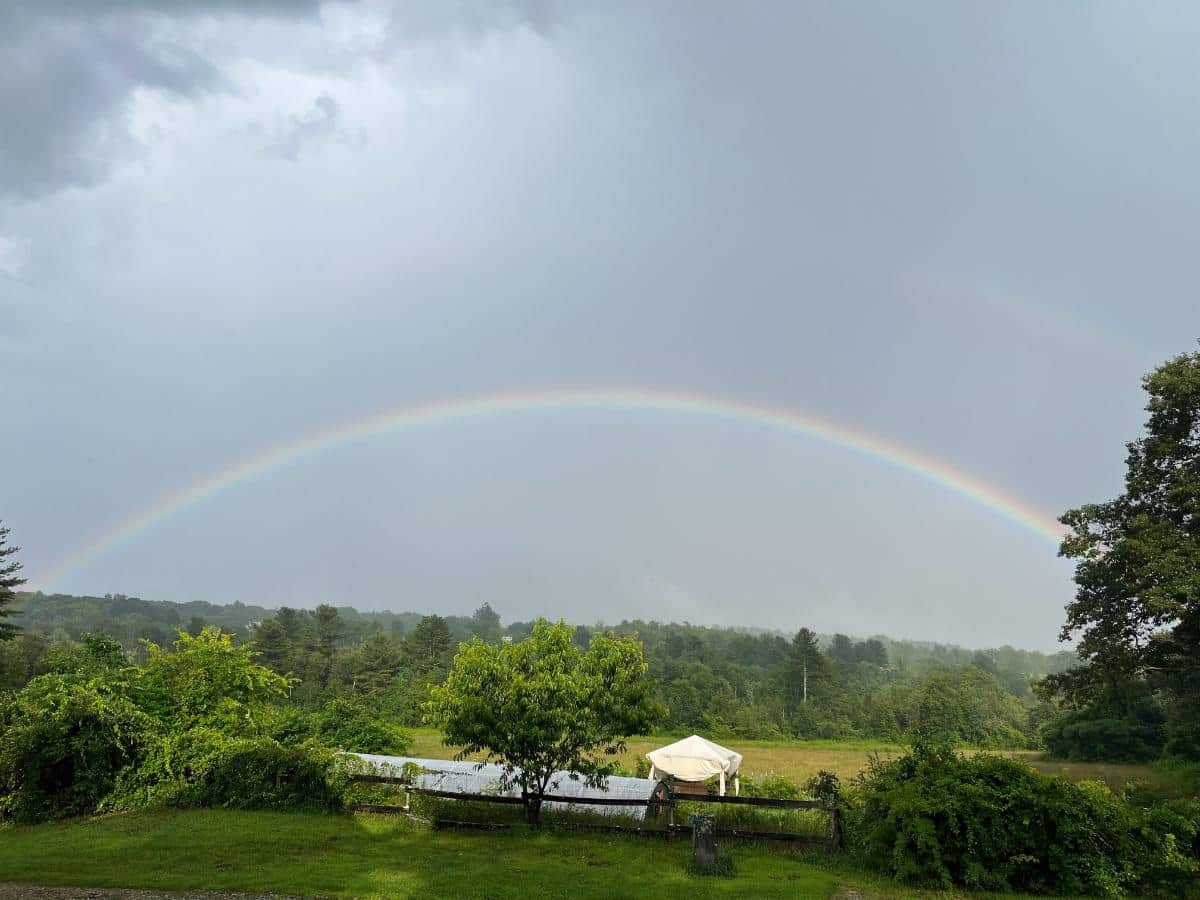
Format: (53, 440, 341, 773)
(11, 591, 1076, 676)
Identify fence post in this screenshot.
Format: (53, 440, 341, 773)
(692, 814, 718, 873)
(828, 807, 843, 850)
(666, 788, 676, 841)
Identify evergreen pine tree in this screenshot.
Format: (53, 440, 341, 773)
(0, 521, 27, 641)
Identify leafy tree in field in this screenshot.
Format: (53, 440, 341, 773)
(1048, 348, 1200, 760)
(404, 614, 453, 674)
(0, 522, 26, 640)
(425, 619, 663, 824)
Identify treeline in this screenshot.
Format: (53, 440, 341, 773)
(4, 591, 1074, 748)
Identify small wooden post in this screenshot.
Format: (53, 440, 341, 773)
(828, 807, 843, 850)
(692, 814, 717, 873)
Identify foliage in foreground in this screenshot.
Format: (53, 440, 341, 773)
(0, 628, 367, 823)
(845, 743, 1200, 897)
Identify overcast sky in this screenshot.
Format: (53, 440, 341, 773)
(3, 1, 1198, 650)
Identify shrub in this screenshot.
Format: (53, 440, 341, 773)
(1041, 697, 1167, 763)
(845, 742, 1198, 896)
(744, 772, 802, 800)
(0, 677, 152, 823)
(315, 697, 412, 755)
(109, 728, 344, 812)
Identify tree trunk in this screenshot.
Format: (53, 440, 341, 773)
(525, 794, 543, 826)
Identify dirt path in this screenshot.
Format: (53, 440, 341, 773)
(0, 887, 307, 900)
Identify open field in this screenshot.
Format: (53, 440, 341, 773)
(408, 729, 1170, 795)
(0, 809, 937, 900)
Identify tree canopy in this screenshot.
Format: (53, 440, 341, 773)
(1048, 347, 1200, 760)
(425, 619, 662, 823)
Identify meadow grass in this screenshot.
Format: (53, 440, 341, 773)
(0, 808, 936, 899)
(408, 729, 1167, 794)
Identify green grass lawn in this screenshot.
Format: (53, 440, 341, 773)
(0, 809, 918, 899)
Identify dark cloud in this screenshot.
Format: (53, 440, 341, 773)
(0, 0, 560, 201)
(0, 3, 298, 200)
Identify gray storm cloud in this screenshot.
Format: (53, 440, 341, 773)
(2, 1, 1197, 649)
(0, 0, 554, 199)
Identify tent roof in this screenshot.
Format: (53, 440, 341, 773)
(645, 734, 743, 781)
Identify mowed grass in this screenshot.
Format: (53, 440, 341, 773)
(408, 730, 1163, 794)
(0, 809, 913, 900)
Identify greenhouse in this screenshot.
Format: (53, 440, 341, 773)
(350, 754, 668, 821)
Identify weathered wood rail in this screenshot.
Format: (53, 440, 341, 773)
(347, 773, 842, 848)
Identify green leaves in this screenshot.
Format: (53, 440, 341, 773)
(425, 619, 662, 822)
(1054, 346, 1200, 761)
(846, 743, 1195, 895)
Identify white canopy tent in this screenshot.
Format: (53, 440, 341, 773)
(646, 734, 744, 796)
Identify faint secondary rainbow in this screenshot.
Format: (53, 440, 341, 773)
(32, 387, 1064, 590)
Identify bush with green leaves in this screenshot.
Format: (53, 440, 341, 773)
(0, 676, 152, 823)
(845, 742, 1198, 896)
(1041, 694, 1167, 763)
(107, 728, 344, 812)
(0, 626, 347, 823)
(314, 696, 412, 754)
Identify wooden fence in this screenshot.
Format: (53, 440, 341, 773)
(348, 773, 842, 848)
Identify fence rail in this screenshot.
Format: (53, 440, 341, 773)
(348, 772, 842, 848)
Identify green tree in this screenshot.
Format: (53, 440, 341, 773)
(425, 619, 662, 824)
(131, 627, 291, 733)
(0, 522, 26, 640)
(857, 638, 888, 667)
(313, 605, 344, 658)
(470, 602, 502, 644)
(404, 614, 453, 675)
(334, 632, 403, 694)
(313, 604, 344, 687)
(784, 628, 828, 715)
(252, 618, 290, 674)
(1050, 348, 1200, 759)
(829, 633, 856, 666)
(41, 633, 128, 679)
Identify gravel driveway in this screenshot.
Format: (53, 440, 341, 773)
(0, 887, 309, 900)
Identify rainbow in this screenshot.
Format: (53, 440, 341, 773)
(31, 387, 1064, 590)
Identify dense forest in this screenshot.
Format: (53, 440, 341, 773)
(2, 590, 1074, 748)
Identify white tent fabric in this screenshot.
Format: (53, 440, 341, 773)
(646, 735, 743, 795)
